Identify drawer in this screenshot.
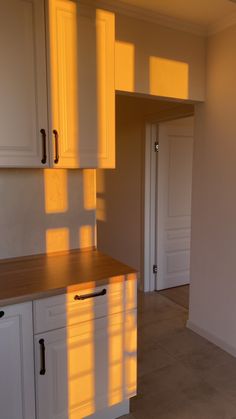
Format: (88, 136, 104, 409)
(33, 278, 137, 334)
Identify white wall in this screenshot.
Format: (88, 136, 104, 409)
(188, 24, 236, 354)
(0, 169, 96, 259)
(115, 13, 206, 101)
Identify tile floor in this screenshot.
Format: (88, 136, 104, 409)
(159, 285, 189, 309)
(120, 289, 236, 419)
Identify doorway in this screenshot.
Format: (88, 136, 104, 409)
(144, 116, 194, 292)
(96, 93, 194, 293)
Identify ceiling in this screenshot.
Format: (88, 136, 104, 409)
(116, 0, 236, 28)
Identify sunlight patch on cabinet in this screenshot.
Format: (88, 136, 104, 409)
(66, 299, 95, 418)
(124, 309, 137, 398)
(115, 41, 135, 92)
(108, 276, 137, 406)
(96, 9, 115, 167)
(44, 169, 68, 213)
(108, 278, 125, 406)
(108, 311, 124, 406)
(49, 0, 79, 167)
(46, 227, 69, 253)
(125, 274, 137, 311)
(149, 56, 189, 100)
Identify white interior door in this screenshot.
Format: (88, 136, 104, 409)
(156, 117, 194, 290)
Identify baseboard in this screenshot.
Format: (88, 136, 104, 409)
(187, 320, 236, 358)
(85, 400, 129, 419)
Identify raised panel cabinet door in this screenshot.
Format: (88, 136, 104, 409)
(35, 311, 137, 419)
(0, 302, 35, 419)
(0, 0, 49, 167)
(48, 1, 115, 168)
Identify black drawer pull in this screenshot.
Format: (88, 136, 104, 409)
(40, 129, 47, 164)
(39, 339, 46, 375)
(0, 311, 4, 318)
(74, 288, 106, 301)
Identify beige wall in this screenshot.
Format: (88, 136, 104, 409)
(115, 14, 206, 101)
(96, 98, 144, 272)
(189, 25, 236, 353)
(0, 169, 96, 259)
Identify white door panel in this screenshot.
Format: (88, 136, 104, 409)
(156, 117, 194, 290)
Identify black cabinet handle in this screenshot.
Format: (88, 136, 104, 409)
(0, 311, 4, 318)
(53, 129, 59, 164)
(39, 339, 46, 375)
(40, 129, 47, 164)
(74, 288, 107, 301)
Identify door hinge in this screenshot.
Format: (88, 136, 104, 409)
(154, 142, 159, 152)
(153, 264, 158, 274)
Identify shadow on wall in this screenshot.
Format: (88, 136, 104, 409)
(0, 168, 96, 259)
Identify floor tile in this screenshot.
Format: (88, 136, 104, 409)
(124, 289, 236, 419)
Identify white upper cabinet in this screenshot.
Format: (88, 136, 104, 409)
(0, 0, 48, 168)
(0, 0, 115, 168)
(48, 0, 115, 168)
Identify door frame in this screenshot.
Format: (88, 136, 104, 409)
(143, 112, 194, 292)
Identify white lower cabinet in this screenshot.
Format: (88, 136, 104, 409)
(35, 309, 137, 419)
(0, 280, 137, 419)
(0, 302, 35, 419)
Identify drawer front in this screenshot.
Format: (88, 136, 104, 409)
(34, 278, 137, 334)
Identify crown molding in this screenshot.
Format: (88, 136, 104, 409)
(79, 0, 207, 37)
(208, 12, 236, 36)
(79, 0, 236, 38)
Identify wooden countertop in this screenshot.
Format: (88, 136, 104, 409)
(0, 249, 137, 306)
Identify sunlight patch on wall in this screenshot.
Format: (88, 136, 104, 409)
(149, 57, 189, 99)
(44, 169, 68, 213)
(96, 196, 106, 222)
(115, 41, 135, 92)
(79, 225, 94, 248)
(46, 228, 69, 253)
(96, 169, 105, 194)
(83, 169, 96, 210)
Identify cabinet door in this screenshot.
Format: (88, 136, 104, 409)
(0, 0, 48, 167)
(48, 1, 115, 168)
(35, 310, 136, 419)
(0, 302, 35, 419)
